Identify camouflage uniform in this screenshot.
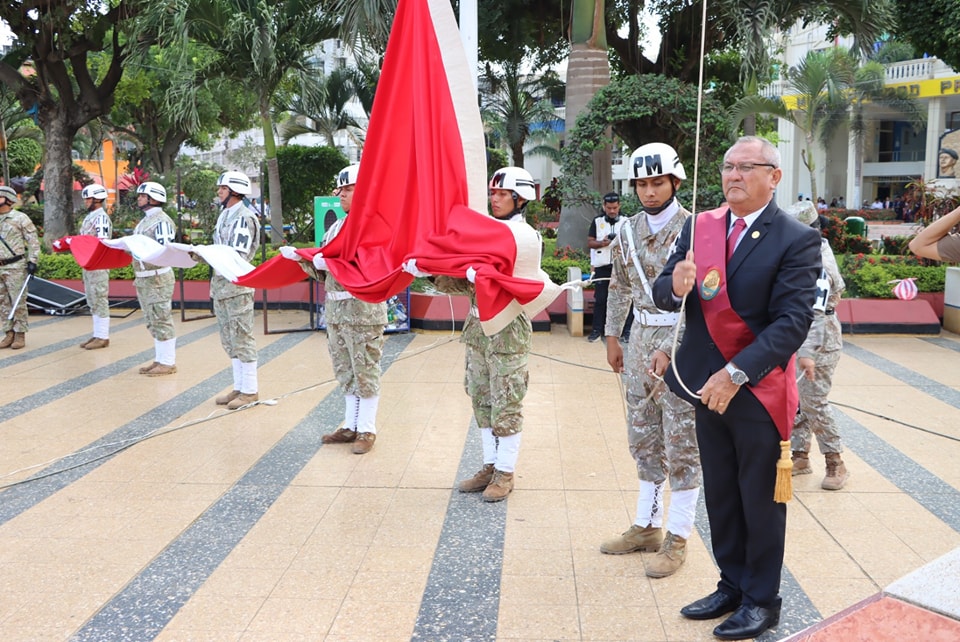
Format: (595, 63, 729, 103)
(792, 239, 845, 455)
(0, 207, 41, 333)
(79, 206, 113, 318)
(132, 207, 176, 342)
(433, 275, 532, 437)
(606, 207, 700, 492)
(304, 217, 388, 398)
(211, 202, 260, 363)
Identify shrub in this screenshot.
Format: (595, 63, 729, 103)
(879, 234, 913, 255)
(541, 239, 590, 286)
(841, 253, 945, 297)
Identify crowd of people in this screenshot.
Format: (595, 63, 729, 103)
(1, 136, 865, 640)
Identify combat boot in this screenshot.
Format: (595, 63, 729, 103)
(0, 331, 14, 349)
(145, 363, 177, 376)
(481, 470, 514, 502)
(84, 338, 109, 350)
(457, 464, 495, 493)
(227, 393, 259, 410)
(139, 361, 161, 374)
(321, 427, 358, 444)
(351, 432, 376, 454)
(79, 337, 94, 348)
(216, 390, 241, 406)
(600, 524, 662, 555)
(645, 531, 687, 578)
(10, 332, 25, 350)
(792, 450, 812, 476)
(822, 453, 849, 490)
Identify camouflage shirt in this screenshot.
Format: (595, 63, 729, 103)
(211, 201, 260, 300)
(132, 207, 176, 271)
(79, 207, 112, 240)
(606, 204, 690, 353)
(799, 239, 845, 357)
(0, 209, 40, 265)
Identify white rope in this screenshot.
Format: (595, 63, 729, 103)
(667, 0, 711, 402)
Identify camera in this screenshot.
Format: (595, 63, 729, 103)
(606, 232, 617, 241)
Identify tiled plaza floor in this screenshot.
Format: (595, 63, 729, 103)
(1, 307, 958, 641)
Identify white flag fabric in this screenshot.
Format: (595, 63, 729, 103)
(170, 242, 257, 282)
(103, 235, 197, 268)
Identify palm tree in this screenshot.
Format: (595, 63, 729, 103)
(280, 67, 364, 148)
(729, 48, 856, 204)
(480, 61, 563, 168)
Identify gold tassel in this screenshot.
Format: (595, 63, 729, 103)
(773, 440, 793, 503)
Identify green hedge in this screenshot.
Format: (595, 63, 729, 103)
(840, 253, 945, 298)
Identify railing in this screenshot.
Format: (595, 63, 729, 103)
(760, 58, 942, 98)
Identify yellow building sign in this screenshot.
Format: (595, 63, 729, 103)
(884, 76, 960, 99)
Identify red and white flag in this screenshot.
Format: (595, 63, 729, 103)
(235, 0, 560, 334)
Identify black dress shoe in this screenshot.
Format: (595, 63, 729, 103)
(713, 602, 781, 640)
(680, 590, 741, 620)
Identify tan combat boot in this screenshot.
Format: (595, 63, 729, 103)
(0, 331, 13, 349)
(84, 338, 109, 350)
(227, 393, 259, 410)
(457, 464, 495, 493)
(481, 470, 514, 502)
(10, 332, 25, 350)
(822, 453, 849, 490)
(792, 450, 812, 476)
(321, 427, 358, 444)
(139, 361, 161, 374)
(79, 337, 94, 348)
(600, 524, 663, 555)
(216, 390, 241, 406)
(645, 531, 687, 578)
(352, 432, 376, 454)
(145, 363, 177, 376)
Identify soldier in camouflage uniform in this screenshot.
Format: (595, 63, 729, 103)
(788, 201, 849, 490)
(78, 184, 113, 350)
(403, 166, 539, 503)
(599, 143, 701, 578)
(280, 164, 387, 454)
(0, 186, 40, 351)
(132, 182, 178, 376)
(210, 171, 261, 410)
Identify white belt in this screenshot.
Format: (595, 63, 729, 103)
(135, 267, 172, 278)
(634, 309, 680, 327)
(325, 291, 355, 301)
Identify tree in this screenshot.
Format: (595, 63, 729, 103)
(0, 2, 133, 244)
(280, 67, 364, 148)
(894, 0, 960, 72)
(276, 144, 349, 243)
(479, 60, 563, 168)
(730, 49, 854, 203)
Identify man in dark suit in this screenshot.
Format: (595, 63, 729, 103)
(653, 136, 821, 640)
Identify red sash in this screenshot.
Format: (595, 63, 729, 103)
(694, 206, 796, 440)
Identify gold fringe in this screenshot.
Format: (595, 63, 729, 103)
(773, 440, 793, 503)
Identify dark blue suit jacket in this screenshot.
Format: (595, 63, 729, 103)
(653, 201, 821, 412)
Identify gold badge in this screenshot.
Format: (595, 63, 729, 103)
(700, 268, 722, 300)
(751, 230, 760, 239)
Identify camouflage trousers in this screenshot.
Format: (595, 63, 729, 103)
(464, 341, 529, 437)
(135, 272, 176, 341)
(623, 330, 701, 490)
(83, 269, 110, 318)
(0, 265, 28, 333)
(792, 349, 843, 454)
(327, 322, 385, 398)
(214, 292, 257, 363)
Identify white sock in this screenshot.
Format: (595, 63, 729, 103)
(239, 360, 258, 395)
(343, 394, 359, 430)
(494, 432, 521, 473)
(357, 395, 379, 434)
(665, 487, 700, 539)
(92, 315, 110, 339)
(480, 428, 497, 465)
(155, 338, 176, 366)
(232, 358, 242, 391)
(634, 480, 665, 528)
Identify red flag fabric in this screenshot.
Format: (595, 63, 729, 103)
(52, 235, 132, 270)
(234, 0, 560, 335)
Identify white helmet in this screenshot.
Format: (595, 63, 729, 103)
(136, 181, 167, 203)
(217, 170, 252, 195)
(335, 164, 360, 189)
(489, 167, 537, 201)
(629, 143, 687, 181)
(81, 184, 109, 200)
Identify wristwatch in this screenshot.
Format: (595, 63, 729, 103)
(725, 362, 749, 386)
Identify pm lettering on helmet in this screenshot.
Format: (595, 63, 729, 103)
(634, 154, 663, 178)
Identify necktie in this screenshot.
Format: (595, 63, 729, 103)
(726, 218, 746, 261)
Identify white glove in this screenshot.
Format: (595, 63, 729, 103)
(402, 258, 430, 278)
(312, 255, 328, 271)
(278, 246, 302, 261)
(465, 266, 477, 283)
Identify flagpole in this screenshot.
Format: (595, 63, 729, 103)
(459, 0, 478, 94)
